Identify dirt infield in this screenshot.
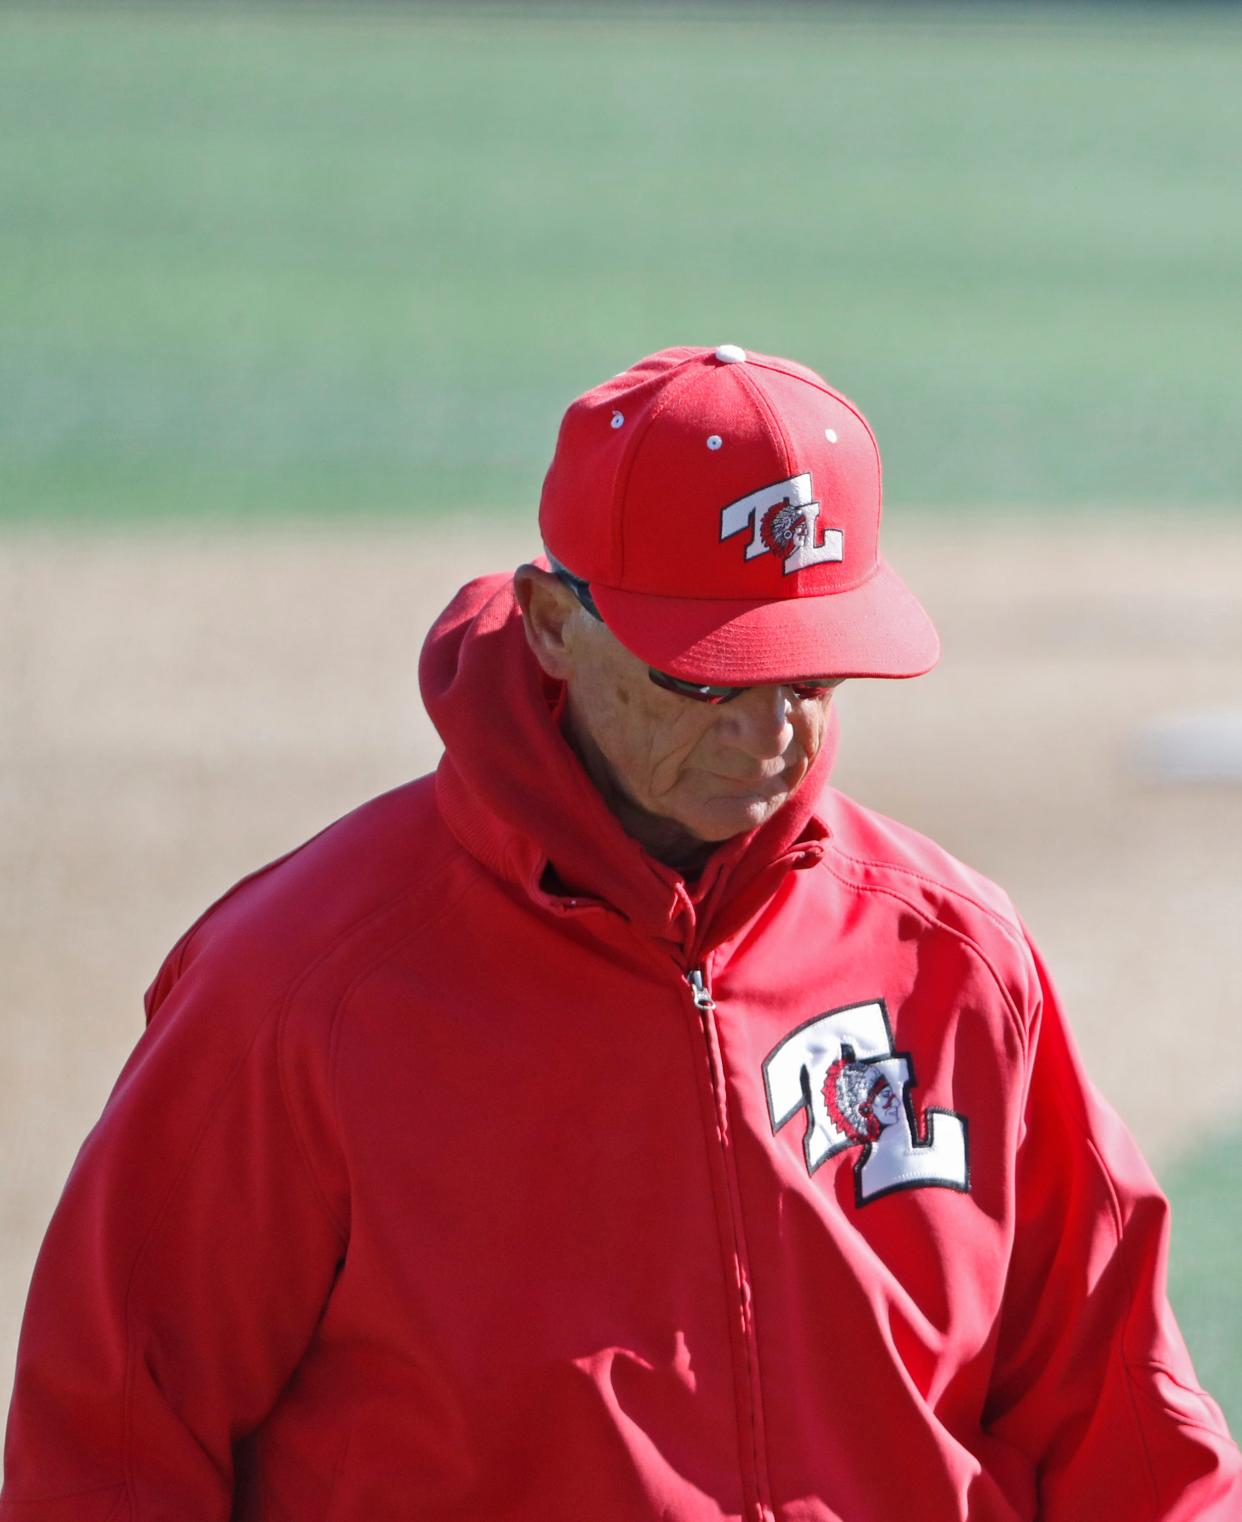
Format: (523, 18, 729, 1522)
(3, 514, 1242, 1413)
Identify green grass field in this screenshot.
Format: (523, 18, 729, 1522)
(2, 2, 1241, 519)
(1167, 1129, 1242, 1430)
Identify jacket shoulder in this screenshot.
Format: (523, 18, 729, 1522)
(818, 789, 1035, 1006)
(145, 774, 460, 1021)
(822, 788, 1023, 936)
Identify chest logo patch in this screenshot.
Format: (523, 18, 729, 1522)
(762, 1000, 969, 1205)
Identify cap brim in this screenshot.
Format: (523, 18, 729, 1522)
(590, 559, 939, 683)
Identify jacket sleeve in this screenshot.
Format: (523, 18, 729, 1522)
(984, 933, 1242, 1520)
(0, 933, 349, 1520)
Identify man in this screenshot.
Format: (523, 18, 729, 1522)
(3, 344, 1238, 1519)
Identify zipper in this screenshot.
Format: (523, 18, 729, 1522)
(687, 966, 714, 1011)
(683, 965, 773, 1522)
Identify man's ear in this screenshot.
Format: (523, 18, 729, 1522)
(513, 564, 579, 681)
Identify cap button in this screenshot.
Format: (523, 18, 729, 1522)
(714, 344, 746, 364)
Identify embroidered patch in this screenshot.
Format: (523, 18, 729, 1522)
(718, 472, 843, 575)
(823, 1056, 903, 1143)
(759, 498, 809, 559)
(762, 1000, 969, 1206)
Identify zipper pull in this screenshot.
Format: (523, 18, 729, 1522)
(686, 967, 715, 1011)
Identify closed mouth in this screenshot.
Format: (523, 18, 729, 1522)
(708, 771, 790, 794)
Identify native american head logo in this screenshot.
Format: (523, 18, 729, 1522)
(759, 498, 811, 559)
(823, 1056, 903, 1144)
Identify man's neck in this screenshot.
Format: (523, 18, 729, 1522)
(561, 709, 717, 877)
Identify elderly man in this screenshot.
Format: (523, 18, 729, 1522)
(3, 345, 1238, 1520)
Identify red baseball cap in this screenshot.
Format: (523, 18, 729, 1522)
(538, 344, 939, 683)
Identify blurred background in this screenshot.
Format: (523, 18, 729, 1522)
(3, 0, 1241, 1431)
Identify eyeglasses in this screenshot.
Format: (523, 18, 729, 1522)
(550, 561, 842, 707)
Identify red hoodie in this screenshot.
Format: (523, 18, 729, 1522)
(3, 573, 1238, 1521)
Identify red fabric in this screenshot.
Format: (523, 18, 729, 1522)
(539, 346, 939, 682)
(592, 556, 939, 685)
(3, 574, 1238, 1521)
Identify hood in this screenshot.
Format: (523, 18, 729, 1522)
(418, 568, 837, 962)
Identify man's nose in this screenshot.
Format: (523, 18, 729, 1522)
(720, 685, 795, 760)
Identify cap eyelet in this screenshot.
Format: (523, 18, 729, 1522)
(706, 434, 723, 451)
(610, 411, 625, 429)
(824, 428, 838, 443)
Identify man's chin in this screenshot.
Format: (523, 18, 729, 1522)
(688, 789, 790, 841)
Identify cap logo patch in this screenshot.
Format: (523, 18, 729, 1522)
(719, 473, 843, 575)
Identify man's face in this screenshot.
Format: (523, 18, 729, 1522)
(559, 602, 841, 850)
